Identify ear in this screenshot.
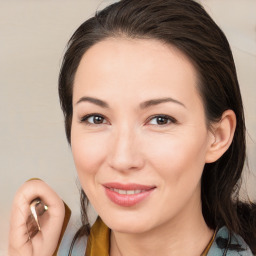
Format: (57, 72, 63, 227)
(205, 110, 236, 163)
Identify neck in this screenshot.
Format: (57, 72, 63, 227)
(110, 197, 214, 256)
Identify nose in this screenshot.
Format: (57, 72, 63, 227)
(107, 126, 144, 172)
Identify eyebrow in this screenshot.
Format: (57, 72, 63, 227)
(140, 97, 186, 109)
(76, 96, 186, 109)
(76, 97, 110, 108)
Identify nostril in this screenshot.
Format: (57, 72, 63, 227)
(108, 131, 144, 171)
(107, 150, 144, 172)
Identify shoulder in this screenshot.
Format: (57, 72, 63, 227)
(57, 216, 88, 256)
(207, 226, 253, 256)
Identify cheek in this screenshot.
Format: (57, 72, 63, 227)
(71, 129, 107, 177)
(144, 130, 208, 180)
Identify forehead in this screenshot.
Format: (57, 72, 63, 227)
(73, 38, 201, 109)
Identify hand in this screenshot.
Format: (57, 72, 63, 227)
(8, 179, 65, 256)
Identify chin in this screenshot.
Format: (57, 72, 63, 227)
(101, 211, 155, 234)
(111, 222, 150, 234)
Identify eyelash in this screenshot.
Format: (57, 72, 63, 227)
(80, 113, 107, 126)
(146, 115, 177, 126)
(80, 113, 177, 127)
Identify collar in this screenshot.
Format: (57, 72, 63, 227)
(85, 217, 252, 256)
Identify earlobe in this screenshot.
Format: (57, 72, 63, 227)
(205, 110, 236, 163)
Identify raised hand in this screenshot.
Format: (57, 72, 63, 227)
(8, 179, 66, 256)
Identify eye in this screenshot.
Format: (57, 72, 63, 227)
(147, 115, 177, 126)
(80, 114, 107, 125)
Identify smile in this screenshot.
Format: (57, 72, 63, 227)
(103, 183, 156, 207)
(109, 188, 147, 195)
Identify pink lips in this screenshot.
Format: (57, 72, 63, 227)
(103, 182, 156, 207)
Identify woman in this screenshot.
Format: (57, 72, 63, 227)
(8, 0, 256, 255)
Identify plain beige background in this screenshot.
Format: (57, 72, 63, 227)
(0, 0, 255, 255)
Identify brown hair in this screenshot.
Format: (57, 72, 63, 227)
(58, 0, 256, 254)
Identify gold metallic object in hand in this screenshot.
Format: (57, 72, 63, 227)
(26, 198, 48, 241)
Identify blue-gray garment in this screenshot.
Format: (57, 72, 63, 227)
(58, 220, 253, 256)
(208, 226, 253, 256)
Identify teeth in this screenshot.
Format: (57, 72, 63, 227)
(118, 189, 126, 194)
(110, 189, 145, 195)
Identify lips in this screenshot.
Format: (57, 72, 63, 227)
(103, 182, 156, 207)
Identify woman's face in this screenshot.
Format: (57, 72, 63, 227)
(71, 38, 213, 233)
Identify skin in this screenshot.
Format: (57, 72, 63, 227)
(71, 38, 235, 256)
(8, 38, 236, 256)
(8, 180, 65, 256)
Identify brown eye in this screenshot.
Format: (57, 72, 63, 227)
(148, 115, 177, 126)
(156, 116, 169, 125)
(92, 116, 104, 124)
(81, 114, 107, 125)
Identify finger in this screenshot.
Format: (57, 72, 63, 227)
(9, 180, 65, 256)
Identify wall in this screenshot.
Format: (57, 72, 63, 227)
(0, 0, 255, 254)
